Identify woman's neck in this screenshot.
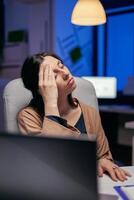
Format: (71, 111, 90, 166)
(57, 96, 72, 117)
(58, 96, 81, 126)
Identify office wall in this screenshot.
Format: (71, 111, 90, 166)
(4, 0, 52, 55)
(106, 11, 134, 91)
(1, 0, 51, 131)
(53, 0, 94, 76)
(4, 0, 94, 74)
(28, 1, 52, 54)
(97, 6, 134, 92)
(4, 0, 28, 41)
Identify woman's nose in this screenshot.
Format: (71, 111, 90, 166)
(62, 71, 69, 80)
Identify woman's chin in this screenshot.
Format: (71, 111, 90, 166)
(72, 82, 77, 91)
(67, 83, 77, 95)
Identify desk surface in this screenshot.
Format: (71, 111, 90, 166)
(98, 166, 134, 199)
(99, 105, 134, 114)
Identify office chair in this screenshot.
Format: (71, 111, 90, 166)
(132, 136, 134, 165)
(3, 77, 98, 133)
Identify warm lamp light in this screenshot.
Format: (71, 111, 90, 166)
(71, 0, 106, 26)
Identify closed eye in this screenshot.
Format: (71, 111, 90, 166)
(58, 62, 64, 69)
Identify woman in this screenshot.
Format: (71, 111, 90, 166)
(18, 52, 131, 181)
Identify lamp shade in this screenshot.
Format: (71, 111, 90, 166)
(71, 0, 106, 26)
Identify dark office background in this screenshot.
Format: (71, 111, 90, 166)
(54, 0, 134, 94)
(96, 7, 134, 92)
(0, 0, 134, 165)
(0, 0, 134, 93)
(0, 0, 5, 62)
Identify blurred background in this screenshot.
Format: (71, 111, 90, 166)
(0, 0, 134, 165)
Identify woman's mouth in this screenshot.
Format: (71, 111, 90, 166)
(67, 77, 74, 86)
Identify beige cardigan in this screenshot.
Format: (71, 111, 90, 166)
(17, 101, 112, 160)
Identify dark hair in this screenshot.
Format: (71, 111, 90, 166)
(21, 52, 77, 119)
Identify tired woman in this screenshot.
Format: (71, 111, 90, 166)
(18, 52, 131, 181)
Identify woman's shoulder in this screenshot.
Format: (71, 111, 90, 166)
(77, 99, 98, 113)
(17, 106, 40, 120)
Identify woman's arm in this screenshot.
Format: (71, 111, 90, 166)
(91, 108, 112, 160)
(17, 107, 80, 137)
(93, 110, 131, 181)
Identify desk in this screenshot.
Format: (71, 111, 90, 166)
(99, 105, 134, 115)
(99, 106, 134, 164)
(98, 166, 134, 200)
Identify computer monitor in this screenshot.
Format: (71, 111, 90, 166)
(82, 76, 117, 99)
(0, 134, 98, 200)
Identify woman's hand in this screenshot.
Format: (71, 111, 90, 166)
(98, 158, 131, 182)
(39, 63, 59, 116)
(39, 63, 58, 106)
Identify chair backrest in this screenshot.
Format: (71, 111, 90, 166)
(3, 77, 98, 133)
(132, 136, 134, 165)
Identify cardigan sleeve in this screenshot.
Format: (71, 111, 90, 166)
(94, 109, 113, 161)
(78, 101, 113, 161)
(47, 116, 68, 127)
(17, 107, 80, 137)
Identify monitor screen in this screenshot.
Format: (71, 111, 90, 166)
(0, 134, 98, 200)
(82, 76, 117, 99)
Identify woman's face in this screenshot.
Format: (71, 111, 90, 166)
(40, 56, 77, 96)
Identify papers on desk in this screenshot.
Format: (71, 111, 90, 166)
(114, 185, 134, 200)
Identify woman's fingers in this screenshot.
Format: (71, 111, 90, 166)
(108, 165, 132, 182)
(44, 64, 50, 82)
(99, 158, 132, 182)
(50, 65, 57, 85)
(114, 167, 127, 182)
(122, 169, 132, 177)
(112, 166, 132, 182)
(98, 165, 104, 177)
(98, 159, 118, 181)
(39, 61, 57, 86)
(44, 64, 56, 85)
(39, 63, 44, 86)
(107, 167, 118, 182)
